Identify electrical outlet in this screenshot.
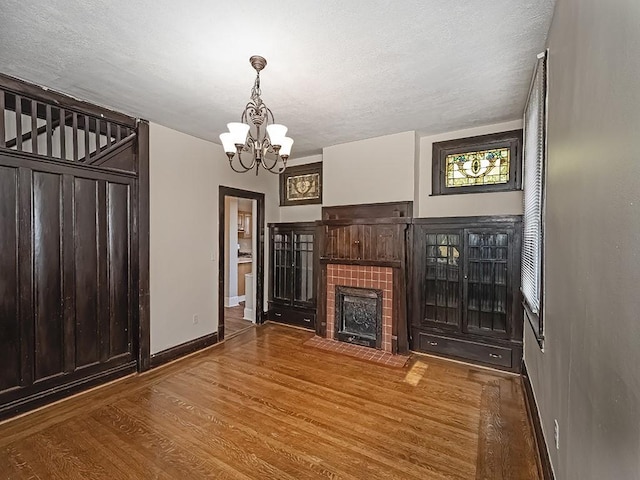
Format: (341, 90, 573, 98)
(193, 314, 199, 325)
(554, 419, 560, 450)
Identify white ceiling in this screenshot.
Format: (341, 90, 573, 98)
(0, 0, 555, 157)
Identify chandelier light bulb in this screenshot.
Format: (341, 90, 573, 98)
(227, 122, 250, 145)
(266, 124, 288, 147)
(219, 132, 236, 154)
(279, 137, 294, 157)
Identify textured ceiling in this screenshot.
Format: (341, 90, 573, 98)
(0, 0, 555, 157)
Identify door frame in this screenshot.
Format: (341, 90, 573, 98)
(218, 186, 266, 341)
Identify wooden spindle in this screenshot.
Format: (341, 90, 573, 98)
(95, 118, 101, 154)
(31, 100, 38, 154)
(115, 124, 121, 142)
(72, 112, 78, 161)
(84, 115, 90, 161)
(46, 105, 52, 157)
(59, 108, 66, 160)
(106, 121, 112, 148)
(15, 95, 23, 151)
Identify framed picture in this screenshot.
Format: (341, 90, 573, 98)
(431, 130, 523, 195)
(279, 161, 323, 206)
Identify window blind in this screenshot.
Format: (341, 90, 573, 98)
(522, 51, 547, 315)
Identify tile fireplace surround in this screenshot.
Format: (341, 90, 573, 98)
(326, 264, 394, 353)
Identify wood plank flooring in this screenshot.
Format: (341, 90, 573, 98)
(224, 303, 254, 337)
(0, 323, 541, 480)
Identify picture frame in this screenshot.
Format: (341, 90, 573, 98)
(279, 161, 323, 206)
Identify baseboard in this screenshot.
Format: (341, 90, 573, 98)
(243, 307, 254, 321)
(522, 361, 555, 480)
(224, 295, 243, 307)
(149, 332, 219, 369)
(0, 361, 136, 421)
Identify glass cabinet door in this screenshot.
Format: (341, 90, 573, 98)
(293, 232, 314, 307)
(420, 231, 462, 330)
(463, 229, 511, 338)
(272, 232, 292, 304)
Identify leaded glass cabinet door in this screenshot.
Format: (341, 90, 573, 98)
(418, 229, 463, 331)
(271, 231, 293, 305)
(463, 228, 513, 338)
(292, 231, 315, 308)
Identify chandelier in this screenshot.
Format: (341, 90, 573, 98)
(219, 56, 293, 174)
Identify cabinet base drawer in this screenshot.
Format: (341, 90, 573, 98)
(269, 307, 316, 330)
(416, 333, 513, 369)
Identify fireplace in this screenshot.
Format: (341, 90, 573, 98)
(335, 286, 383, 348)
(326, 264, 394, 352)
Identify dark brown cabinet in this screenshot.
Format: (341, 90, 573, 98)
(323, 224, 403, 263)
(411, 216, 523, 371)
(268, 222, 317, 330)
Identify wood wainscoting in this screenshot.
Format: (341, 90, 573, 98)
(0, 73, 150, 421)
(0, 323, 541, 480)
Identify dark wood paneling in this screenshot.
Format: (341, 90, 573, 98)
(322, 201, 412, 220)
(0, 360, 136, 421)
(18, 167, 34, 387)
(74, 177, 100, 367)
(149, 333, 219, 369)
(32, 171, 64, 381)
(62, 174, 75, 373)
(0, 73, 146, 421)
(136, 120, 151, 372)
(0, 166, 20, 391)
(107, 182, 131, 357)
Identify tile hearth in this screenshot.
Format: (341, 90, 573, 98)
(303, 336, 409, 368)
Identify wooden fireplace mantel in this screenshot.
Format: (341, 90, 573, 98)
(317, 202, 412, 354)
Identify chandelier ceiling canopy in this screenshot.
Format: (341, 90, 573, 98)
(219, 56, 293, 174)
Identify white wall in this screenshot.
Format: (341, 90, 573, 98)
(149, 123, 278, 354)
(323, 131, 416, 206)
(417, 120, 524, 217)
(279, 154, 323, 222)
(279, 125, 523, 221)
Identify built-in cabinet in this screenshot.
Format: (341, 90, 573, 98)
(237, 261, 251, 296)
(238, 210, 251, 238)
(268, 222, 317, 330)
(410, 216, 523, 371)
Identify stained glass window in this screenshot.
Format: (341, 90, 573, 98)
(432, 130, 522, 195)
(445, 148, 510, 188)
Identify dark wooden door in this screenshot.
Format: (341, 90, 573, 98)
(412, 227, 463, 333)
(0, 154, 136, 416)
(462, 228, 515, 339)
(271, 230, 293, 305)
(292, 230, 315, 308)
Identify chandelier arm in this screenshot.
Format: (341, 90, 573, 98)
(228, 157, 252, 173)
(264, 106, 275, 126)
(236, 151, 256, 173)
(260, 153, 284, 174)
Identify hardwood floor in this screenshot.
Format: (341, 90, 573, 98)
(224, 303, 254, 337)
(0, 324, 541, 480)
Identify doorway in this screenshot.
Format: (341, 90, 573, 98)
(218, 186, 265, 341)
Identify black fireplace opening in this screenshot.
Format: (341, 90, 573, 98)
(335, 286, 383, 348)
